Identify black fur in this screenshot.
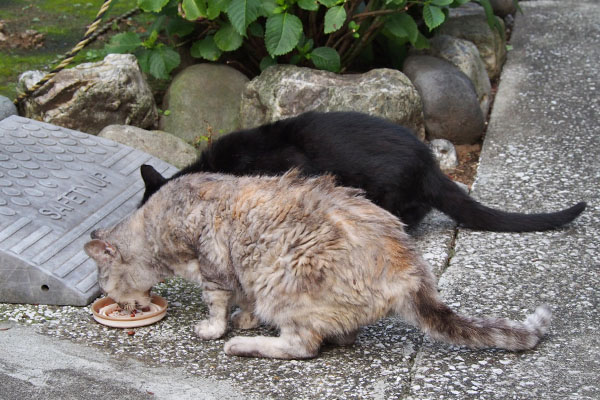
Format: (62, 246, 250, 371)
(141, 111, 585, 232)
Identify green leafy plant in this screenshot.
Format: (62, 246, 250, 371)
(105, 0, 513, 79)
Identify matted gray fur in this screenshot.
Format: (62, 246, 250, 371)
(84, 170, 551, 359)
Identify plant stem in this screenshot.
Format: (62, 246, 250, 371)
(341, 17, 384, 71)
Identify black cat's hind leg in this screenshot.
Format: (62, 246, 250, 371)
(398, 203, 432, 230)
(378, 191, 431, 230)
(224, 326, 322, 359)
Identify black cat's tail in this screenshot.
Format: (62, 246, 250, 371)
(427, 171, 586, 232)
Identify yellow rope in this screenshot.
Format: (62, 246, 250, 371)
(13, 0, 138, 105)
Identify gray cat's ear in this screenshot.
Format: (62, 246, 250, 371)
(84, 239, 120, 262)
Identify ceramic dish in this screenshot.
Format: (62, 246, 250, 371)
(91, 294, 168, 328)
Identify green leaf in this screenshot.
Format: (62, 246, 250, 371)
(264, 13, 303, 56)
(260, 0, 278, 16)
(139, 45, 180, 80)
(214, 22, 244, 51)
(290, 53, 303, 65)
(475, 0, 506, 40)
(167, 19, 196, 38)
(413, 31, 430, 50)
(147, 15, 167, 37)
(324, 5, 346, 34)
(514, 0, 523, 14)
(310, 46, 340, 72)
(248, 21, 264, 37)
(423, 4, 445, 31)
(182, 0, 207, 20)
(259, 56, 277, 70)
(207, 0, 230, 19)
(190, 36, 222, 61)
(384, 13, 418, 44)
(137, 50, 151, 73)
(142, 30, 159, 48)
(138, 0, 170, 12)
(317, 0, 338, 7)
(431, 0, 453, 6)
(105, 32, 142, 54)
(298, 0, 319, 11)
(298, 38, 314, 54)
(227, 0, 262, 35)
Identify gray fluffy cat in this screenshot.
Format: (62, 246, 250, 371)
(85, 171, 551, 359)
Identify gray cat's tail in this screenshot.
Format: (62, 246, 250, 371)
(406, 283, 551, 351)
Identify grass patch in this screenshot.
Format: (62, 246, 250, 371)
(0, 0, 137, 100)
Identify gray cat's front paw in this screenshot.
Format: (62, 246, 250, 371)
(231, 309, 260, 330)
(123, 301, 136, 311)
(194, 319, 226, 340)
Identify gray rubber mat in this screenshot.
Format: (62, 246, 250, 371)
(0, 116, 178, 305)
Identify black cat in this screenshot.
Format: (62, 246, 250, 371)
(140, 111, 585, 232)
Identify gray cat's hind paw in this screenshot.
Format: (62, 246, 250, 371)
(231, 309, 260, 330)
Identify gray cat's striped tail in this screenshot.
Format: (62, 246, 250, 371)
(410, 285, 551, 351)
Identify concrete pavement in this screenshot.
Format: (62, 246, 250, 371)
(1, 1, 598, 398)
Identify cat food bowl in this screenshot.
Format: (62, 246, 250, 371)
(91, 294, 168, 328)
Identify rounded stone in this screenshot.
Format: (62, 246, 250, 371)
(416, 35, 491, 116)
(0, 95, 18, 120)
(17, 54, 158, 134)
(160, 63, 249, 147)
(99, 125, 198, 169)
(404, 55, 485, 144)
(430, 139, 459, 171)
(490, 0, 516, 17)
(438, 13, 507, 80)
(240, 64, 425, 140)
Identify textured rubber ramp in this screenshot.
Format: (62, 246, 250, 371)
(0, 116, 177, 305)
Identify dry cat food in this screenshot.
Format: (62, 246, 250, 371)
(98, 303, 159, 319)
(90, 295, 168, 328)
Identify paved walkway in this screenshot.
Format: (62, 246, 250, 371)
(1, 1, 598, 399)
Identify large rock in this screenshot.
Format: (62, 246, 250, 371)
(403, 55, 484, 144)
(240, 65, 425, 140)
(16, 54, 157, 134)
(98, 125, 197, 169)
(160, 64, 249, 148)
(438, 12, 507, 80)
(416, 35, 492, 116)
(0, 95, 17, 120)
